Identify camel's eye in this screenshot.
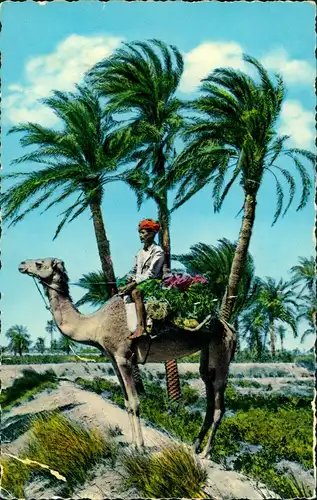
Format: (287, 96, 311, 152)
(35, 261, 43, 268)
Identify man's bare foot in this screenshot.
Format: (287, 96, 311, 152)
(128, 327, 146, 340)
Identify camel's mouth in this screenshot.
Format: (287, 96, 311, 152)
(18, 264, 32, 275)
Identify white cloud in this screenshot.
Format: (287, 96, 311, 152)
(278, 100, 315, 148)
(3, 34, 124, 126)
(261, 48, 315, 86)
(180, 41, 247, 93)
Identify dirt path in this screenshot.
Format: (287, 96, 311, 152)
(2, 380, 279, 499)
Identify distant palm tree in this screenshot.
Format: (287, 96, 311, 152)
(276, 324, 286, 352)
(35, 337, 46, 354)
(45, 319, 59, 350)
(1, 85, 134, 296)
(168, 55, 315, 323)
(58, 335, 74, 356)
(290, 256, 316, 337)
(297, 297, 316, 344)
(74, 270, 110, 307)
(5, 325, 31, 357)
(240, 307, 269, 358)
(256, 278, 298, 356)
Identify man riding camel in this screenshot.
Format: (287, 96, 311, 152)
(119, 219, 165, 339)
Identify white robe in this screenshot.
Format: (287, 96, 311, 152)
(129, 243, 165, 284)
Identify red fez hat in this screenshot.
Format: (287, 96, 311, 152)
(138, 219, 160, 233)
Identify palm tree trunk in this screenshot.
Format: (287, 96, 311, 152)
(233, 317, 240, 352)
(221, 194, 257, 322)
(157, 195, 181, 403)
(89, 201, 118, 297)
(270, 320, 276, 357)
(158, 196, 171, 276)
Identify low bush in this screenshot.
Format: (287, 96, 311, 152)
(0, 368, 57, 410)
(234, 452, 314, 498)
(1, 354, 106, 365)
(182, 370, 200, 380)
(1, 413, 119, 497)
(121, 443, 208, 498)
(234, 379, 262, 388)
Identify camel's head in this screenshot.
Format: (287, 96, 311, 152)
(18, 258, 67, 284)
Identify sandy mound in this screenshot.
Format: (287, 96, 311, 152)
(2, 380, 279, 499)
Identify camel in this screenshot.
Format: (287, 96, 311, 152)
(18, 257, 236, 458)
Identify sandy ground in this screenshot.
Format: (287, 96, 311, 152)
(2, 381, 279, 499)
(1, 361, 312, 389)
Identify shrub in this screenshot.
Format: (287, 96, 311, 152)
(1, 368, 57, 410)
(235, 452, 314, 498)
(234, 379, 262, 388)
(1, 354, 106, 364)
(182, 371, 200, 380)
(121, 443, 208, 498)
(1, 413, 119, 497)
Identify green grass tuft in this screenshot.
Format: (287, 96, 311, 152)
(1, 368, 57, 410)
(120, 443, 208, 498)
(1, 413, 119, 497)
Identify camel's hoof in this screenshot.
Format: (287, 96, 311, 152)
(198, 451, 210, 460)
(191, 444, 200, 454)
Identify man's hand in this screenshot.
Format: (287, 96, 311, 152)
(119, 281, 137, 295)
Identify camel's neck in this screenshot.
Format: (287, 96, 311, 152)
(45, 285, 88, 343)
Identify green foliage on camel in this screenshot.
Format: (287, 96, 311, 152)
(119, 275, 218, 325)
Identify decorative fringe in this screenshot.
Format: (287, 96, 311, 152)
(165, 359, 182, 402)
(132, 364, 145, 395)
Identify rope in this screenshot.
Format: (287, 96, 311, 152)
(32, 278, 51, 311)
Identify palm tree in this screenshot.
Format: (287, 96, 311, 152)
(45, 319, 59, 350)
(276, 324, 286, 352)
(74, 270, 110, 307)
(290, 256, 316, 335)
(58, 335, 74, 356)
(297, 296, 316, 344)
(168, 55, 315, 323)
(1, 85, 135, 296)
(290, 256, 315, 296)
(5, 325, 31, 357)
(88, 39, 185, 401)
(35, 337, 46, 354)
(256, 277, 298, 356)
(240, 307, 269, 358)
(88, 39, 184, 274)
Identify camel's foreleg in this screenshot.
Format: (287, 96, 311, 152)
(115, 355, 144, 448)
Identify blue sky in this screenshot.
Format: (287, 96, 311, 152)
(1, 1, 315, 351)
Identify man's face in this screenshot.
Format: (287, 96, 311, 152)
(139, 228, 155, 245)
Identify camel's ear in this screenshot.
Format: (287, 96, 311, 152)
(52, 259, 65, 273)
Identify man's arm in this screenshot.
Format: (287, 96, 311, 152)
(136, 247, 165, 284)
(127, 255, 138, 282)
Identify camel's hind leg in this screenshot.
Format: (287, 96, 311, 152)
(193, 345, 229, 458)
